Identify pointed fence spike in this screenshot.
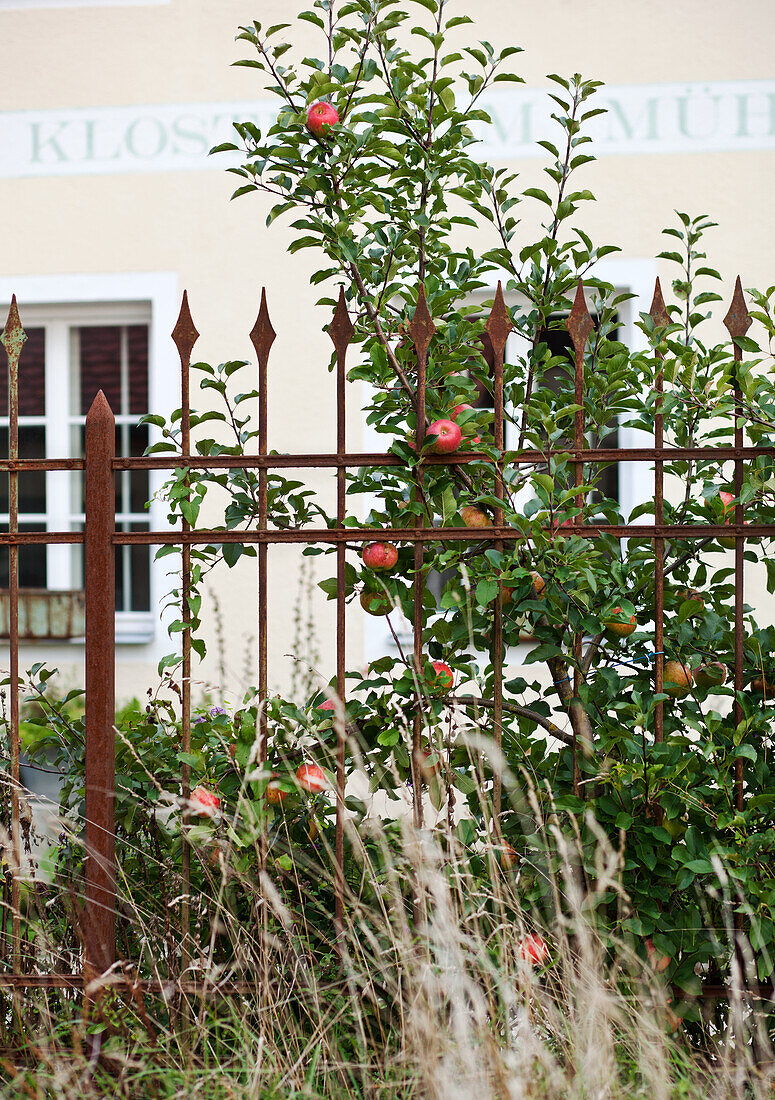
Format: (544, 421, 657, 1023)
(328, 285, 355, 355)
(649, 278, 670, 330)
(1, 295, 28, 360)
(171, 291, 200, 364)
(566, 279, 594, 354)
(723, 276, 752, 341)
(485, 282, 512, 358)
(407, 284, 435, 361)
(250, 287, 276, 366)
(86, 388, 115, 422)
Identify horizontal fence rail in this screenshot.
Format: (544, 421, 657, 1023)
(0, 277, 773, 999)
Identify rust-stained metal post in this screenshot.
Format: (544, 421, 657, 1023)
(84, 390, 116, 977)
(249, 291, 276, 767)
(485, 285, 512, 823)
(724, 278, 751, 815)
(408, 287, 435, 831)
(171, 293, 199, 973)
(650, 280, 670, 751)
(566, 281, 594, 797)
(328, 288, 354, 935)
(1, 297, 26, 973)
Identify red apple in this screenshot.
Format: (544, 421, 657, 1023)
(317, 698, 336, 712)
(296, 763, 329, 793)
(497, 842, 519, 871)
(265, 775, 289, 805)
(662, 660, 693, 698)
(306, 100, 339, 135)
(706, 490, 747, 548)
(603, 607, 637, 638)
(190, 786, 220, 818)
(530, 571, 546, 598)
(518, 933, 550, 966)
(450, 405, 481, 445)
(427, 419, 462, 454)
(645, 938, 672, 973)
(461, 505, 492, 529)
(362, 542, 398, 571)
(426, 660, 454, 694)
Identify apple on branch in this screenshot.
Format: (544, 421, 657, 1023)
(451, 403, 481, 446)
(497, 842, 519, 871)
(306, 100, 339, 136)
(461, 505, 492, 529)
(296, 763, 329, 793)
(360, 589, 393, 616)
(265, 775, 290, 804)
(518, 933, 550, 967)
(362, 542, 398, 571)
(426, 419, 462, 454)
(190, 786, 220, 819)
(425, 660, 454, 695)
(662, 659, 693, 698)
(603, 607, 637, 639)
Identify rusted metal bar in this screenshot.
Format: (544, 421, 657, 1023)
(329, 287, 354, 934)
(650, 280, 670, 747)
(409, 287, 435, 831)
(1, 297, 26, 973)
(0, 969, 768, 1006)
(171, 292, 199, 976)
(84, 390, 116, 978)
(101, 522, 771, 546)
(724, 278, 751, 814)
(107, 443, 775, 472)
(249, 290, 275, 767)
(486, 285, 511, 823)
(567, 281, 594, 797)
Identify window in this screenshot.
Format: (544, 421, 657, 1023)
(0, 273, 178, 649)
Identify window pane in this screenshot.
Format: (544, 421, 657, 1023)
(128, 325, 149, 414)
(129, 424, 149, 513)
(0, 524, 47, 588)
(0, 327, 45, 417)
(79, 326, 122, 415)
(130, 525, 151, 612)
(0, 426, 47, 516)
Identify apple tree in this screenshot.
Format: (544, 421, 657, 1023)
(150, 0, 775, 996)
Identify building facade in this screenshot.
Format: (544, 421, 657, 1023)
(2, 0, 774, 704)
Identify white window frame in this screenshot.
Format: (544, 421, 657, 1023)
(0, 272, 179, 661)
(361, 258, 657, 664)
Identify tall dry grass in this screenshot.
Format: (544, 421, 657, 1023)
(1, 739, 773, 1100)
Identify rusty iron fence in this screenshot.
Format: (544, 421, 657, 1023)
(0, 275, 771, 996)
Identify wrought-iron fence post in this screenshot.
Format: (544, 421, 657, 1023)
(84, 389, 116, 978)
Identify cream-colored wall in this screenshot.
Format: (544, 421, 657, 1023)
(2, 0, 774, 703)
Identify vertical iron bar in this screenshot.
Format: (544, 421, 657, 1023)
(328, 288, 354, 936)
(650, 281, 670, 749)
(724, 278, 751, 814)
(485, 285, 512, 825)
(566, 282, 593, 797)
(171, 293, 199, 974)
(408, 288, 435, 831)
(1, 298, 26, 973)
(84, 390, 116, 976)
(249, 291, 275, 765)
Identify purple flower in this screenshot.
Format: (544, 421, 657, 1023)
(192, 715, 206, 725)
(209, 706, 227, 718)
